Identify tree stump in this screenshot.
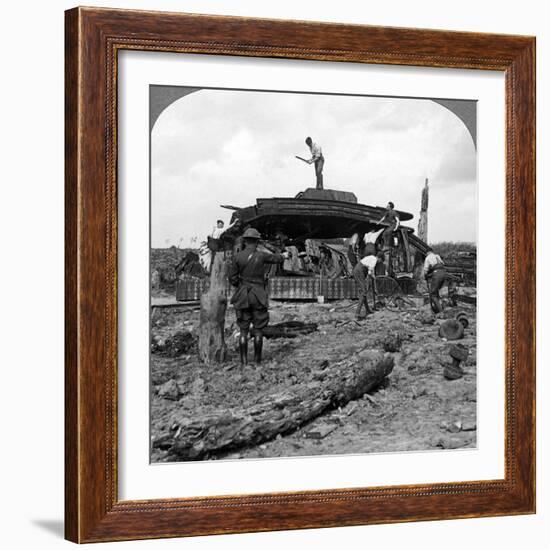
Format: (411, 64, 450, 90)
(198, 251, 228, 364)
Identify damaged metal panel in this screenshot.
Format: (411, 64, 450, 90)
(230, 188, 413, 241)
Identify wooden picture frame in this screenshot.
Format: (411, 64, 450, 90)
(65, 6, 536, 543)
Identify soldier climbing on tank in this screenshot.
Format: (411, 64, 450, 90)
(376, 202, 400, 275)
(228, 228, 289, 365)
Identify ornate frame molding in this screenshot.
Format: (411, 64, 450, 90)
(65, 7, 535, 542)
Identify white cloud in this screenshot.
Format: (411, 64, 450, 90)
(151, 88, 477, 247)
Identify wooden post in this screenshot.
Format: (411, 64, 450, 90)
(413, 178, 429, 281)
(198, 250, 228, 364)
(418, 178, 429, 243)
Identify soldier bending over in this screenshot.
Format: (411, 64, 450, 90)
(423, 247, 457, 313)
(353, 251, 384, 319)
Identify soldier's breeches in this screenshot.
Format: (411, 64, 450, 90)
(429, 270, 447, 296)
(382, 228, 394, 249)
(353, 267, 372, 315)
(236, 306, 269, 335)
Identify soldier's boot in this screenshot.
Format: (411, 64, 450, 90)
(430, 294, 442, 314)
(239, 333, 248, 365)
(385, 250, 393, 277)
(355, 298, 364, 319)
(365, 300, 373, 315)
(253, 334, 263, 364)
(356, 297, 371, 319)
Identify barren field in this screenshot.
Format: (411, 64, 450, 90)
(151, 294, 477, 463)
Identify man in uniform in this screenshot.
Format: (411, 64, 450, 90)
(305, 136, 325, 189)
(423, 247, 457, 313)
(228, 228, 288, 364)
(376, 202, 400, 274)
(352, 251, 385, 319)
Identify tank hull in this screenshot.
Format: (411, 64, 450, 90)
(231, 193, 413, 240)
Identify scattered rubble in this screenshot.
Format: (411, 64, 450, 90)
(305, 424, 337, 439)
(157, 379, 181, 401)
(443, 364, 464, 380)
(438, 319, 465, 341)
(153, 353, 394, 460)
(263, 321, 318, 339)
(419, 309, 436, 325)
(440, 419, 463, 433)
(151, 295, 477, 462)
(456, 312, 469, 329)
(431, 434, 475, 450)
(442, 343, 469, 380)
(381, 332, 403, 353)
(151, 330, 196, 357)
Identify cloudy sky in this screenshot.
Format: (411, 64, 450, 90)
(151, 87, 477, 248)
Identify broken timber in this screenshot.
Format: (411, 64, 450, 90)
(198, 251, 229, 363)
(154, 350, 394, 460)
(455, 293, 477, 305)
(263, 321, 318, 339)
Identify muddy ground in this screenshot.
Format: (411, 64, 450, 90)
(151, 292, 477, 463)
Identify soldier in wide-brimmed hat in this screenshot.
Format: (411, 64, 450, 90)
(228, 228, 288, 364)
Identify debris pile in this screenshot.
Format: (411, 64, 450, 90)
(263, 321, 318, 339)
(442, 344, 469, 380)
(151, 330, 196, 357)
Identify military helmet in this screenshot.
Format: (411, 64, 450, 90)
(243, 227, 262, 240)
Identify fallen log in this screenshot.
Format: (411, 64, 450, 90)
(154, 350, 394, 460)
(263, 321, 318, 339)
(151, 300, 200, 309)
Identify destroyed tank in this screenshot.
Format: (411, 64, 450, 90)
(221, 188, 429, 299)
(175, 188, 469, 302)
(177, 188, 431, 301)
(226, 188, 413, 241)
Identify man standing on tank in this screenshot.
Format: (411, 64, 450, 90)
(305, 136, 325, 189)
(228, 228, 288, 365)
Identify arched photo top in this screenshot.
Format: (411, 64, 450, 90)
(150, 85, 477, 248)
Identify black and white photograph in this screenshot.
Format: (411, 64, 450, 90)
(149, 85, 478, 463)
(3, 0, 544, 547)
